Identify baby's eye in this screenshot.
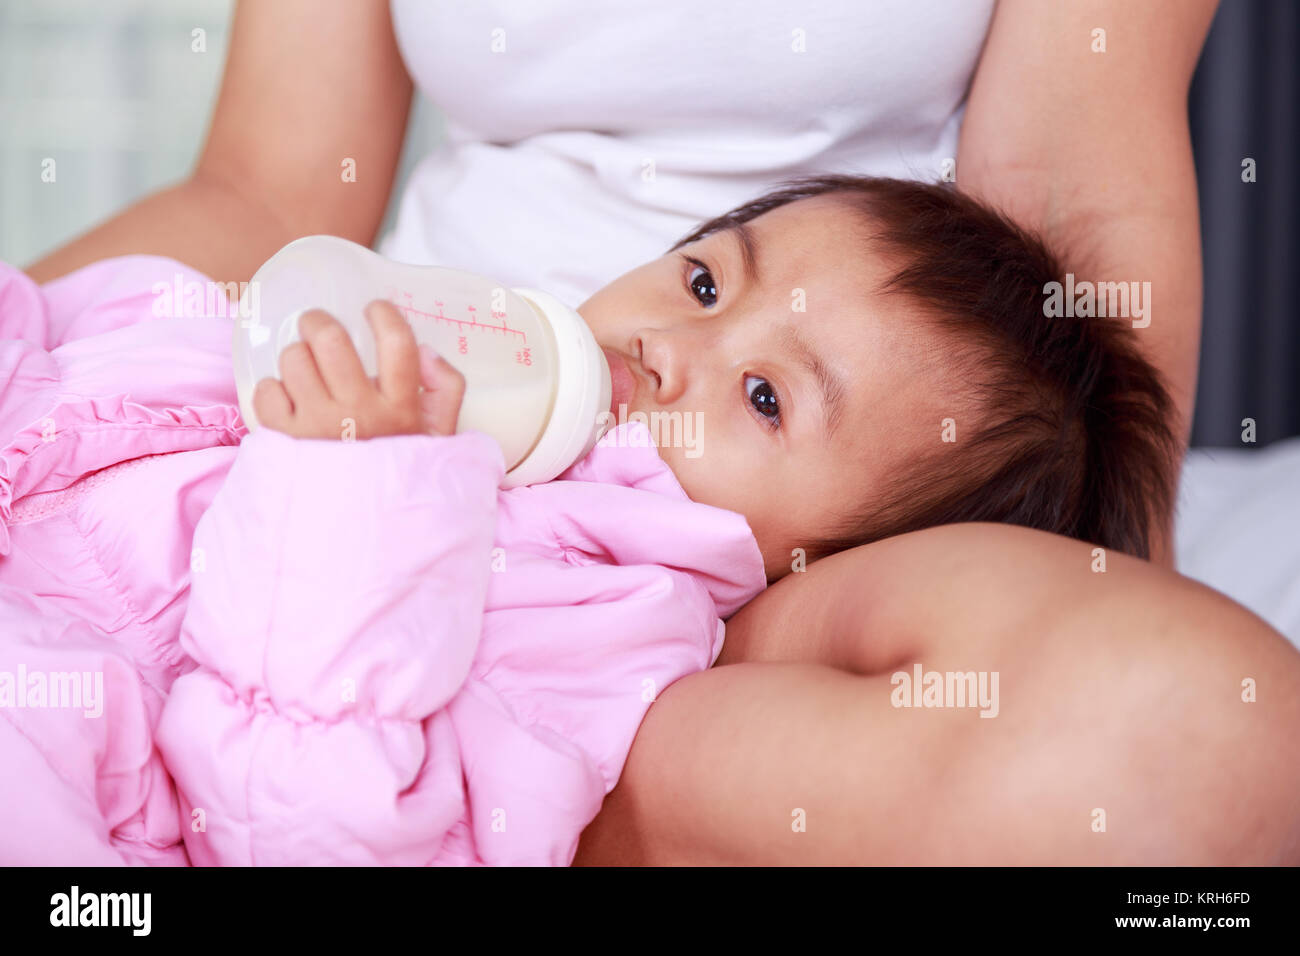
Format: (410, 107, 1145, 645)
(685, 262, 718, 308)
(744, 374, 781, 430)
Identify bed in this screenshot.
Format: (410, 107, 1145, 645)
(1175, 437, 1300, 648)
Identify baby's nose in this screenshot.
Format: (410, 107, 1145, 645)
(635, 332, 681, 402)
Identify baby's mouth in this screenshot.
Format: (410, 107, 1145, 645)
(602, 347, 638, 416)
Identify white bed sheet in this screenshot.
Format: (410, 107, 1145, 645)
(1175, 437, 1300, 647)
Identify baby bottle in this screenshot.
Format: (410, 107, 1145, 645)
(232, 235, 612, 488)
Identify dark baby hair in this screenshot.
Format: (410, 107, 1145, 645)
(667, 174, 1178, 561)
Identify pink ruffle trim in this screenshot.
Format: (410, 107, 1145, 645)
(0, 393, 246, 554)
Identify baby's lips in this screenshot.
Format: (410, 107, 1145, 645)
(602, 346, 637, 414)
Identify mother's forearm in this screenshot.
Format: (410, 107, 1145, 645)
(23, 170, 294, 287)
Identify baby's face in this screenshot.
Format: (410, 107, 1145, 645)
(578, 195, 953, 581)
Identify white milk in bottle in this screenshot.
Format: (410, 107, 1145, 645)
(233, 235, 611, 487)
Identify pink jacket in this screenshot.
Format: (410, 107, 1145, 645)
(0, 256, 766, 866)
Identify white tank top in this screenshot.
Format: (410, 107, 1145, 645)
(380, 0, 996, 307)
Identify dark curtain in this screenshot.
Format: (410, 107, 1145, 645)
(1188, 0, 1299, 447)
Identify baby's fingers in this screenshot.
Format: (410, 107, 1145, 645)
(298, 309, 369, 403)
(366, 300, 420, 401)
(278, 340, 329, 409)
(252, 377, 294, 432)
(417, 345, 466, 436)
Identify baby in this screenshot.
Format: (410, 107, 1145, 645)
(257, 174, 1175, 576)
(589, 174, 1176, 571)
(0, 175, 1173, 866)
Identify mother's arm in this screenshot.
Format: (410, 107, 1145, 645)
(25, 0, 411, 286)
(574, 524, 1300, 865)
(957, 0, 1220, 562)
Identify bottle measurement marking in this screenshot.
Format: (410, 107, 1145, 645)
(390, 292, 528, 344)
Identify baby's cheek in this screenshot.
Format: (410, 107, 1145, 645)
(674, 448, 763, 519)
(660, 444, 728, 506)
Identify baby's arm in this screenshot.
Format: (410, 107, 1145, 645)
(154, 347, 504, 864)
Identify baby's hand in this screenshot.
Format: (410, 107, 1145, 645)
(252, 301, 465, 441)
